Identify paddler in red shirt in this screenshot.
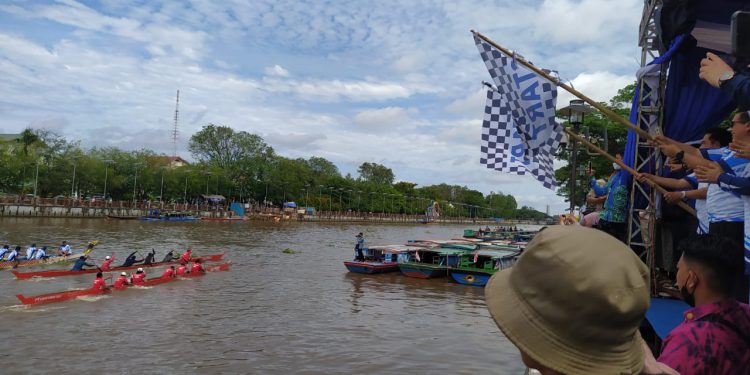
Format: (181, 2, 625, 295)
(100, 255, 115, 271)
(179, 248, 193, 264)
(190, 259, 205, 274)
(113, 272, 130, 289)
(161, 265, 176, 279)
(131, 268, 146, 285)
(92, 272, 108, 291)
(176, 263, 189, 276)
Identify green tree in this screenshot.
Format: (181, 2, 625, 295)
(188, 124, 273, 169)
(555, 83, 635, 207)
(357, 162, 394, 185)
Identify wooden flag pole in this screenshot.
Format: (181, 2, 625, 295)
(472, 30, 652, 141)
(565, 129, 696, 217)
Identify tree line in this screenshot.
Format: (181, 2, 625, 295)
(0, 125, 547, 219)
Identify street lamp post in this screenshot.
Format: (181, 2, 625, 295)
(318, 185, 324, 210)
(560, 99, 591, 213)
(183, 169, 191, 204)
(132, 163, 144, 205)
(33, 158, 40, 198)
(159, 166, 166, 203)
(102, 159, 114, 200)
(70, 156, 79, 198)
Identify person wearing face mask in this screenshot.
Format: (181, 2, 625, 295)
(657, 234, 750, 374)
(597, 153, 630, 243)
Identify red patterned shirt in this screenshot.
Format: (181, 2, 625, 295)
(658, 299, 750, 374)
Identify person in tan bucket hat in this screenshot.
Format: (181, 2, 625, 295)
(485, 225, 666, 374)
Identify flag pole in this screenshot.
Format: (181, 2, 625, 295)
(565, 129, 696, 217)
(472, 30, 652, 141)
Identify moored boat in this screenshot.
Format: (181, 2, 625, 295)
(449, 249, 520, 286)
(344, 245, 418, 274)
(11, 253, 225, 280)
(398, 248, 471, 279)
(139, 210, 201, 221)
(16, 262, 232, 305)
(200, 216, 248, 221)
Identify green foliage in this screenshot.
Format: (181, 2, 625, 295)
(0, 122, 548, 219)
(357, 162, 395, 185)
(555, 83, 635, 208)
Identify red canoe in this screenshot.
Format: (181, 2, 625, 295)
(11, 253, 225, 280)
(16, 262, 232, 305)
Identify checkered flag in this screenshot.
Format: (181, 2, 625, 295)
(474, 34, 563, 190)
(473, 35, 563, 159)
(481, 89, 558, 189)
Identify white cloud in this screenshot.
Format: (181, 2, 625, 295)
(353, 106, 416, 130)
(0, 0, 649, 215)
(557, 71, 635, 108)
(446, 88, 486, 115)
(264, 64, 290, 77)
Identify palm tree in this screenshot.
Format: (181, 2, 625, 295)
(19, 128, 39, 155)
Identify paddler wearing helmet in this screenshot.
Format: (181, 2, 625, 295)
(131, 268, 146, 285)
(100, 254, 115, 271)
(113, 272, 130, 289)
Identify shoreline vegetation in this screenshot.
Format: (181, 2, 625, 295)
(0, 125, 549, 221)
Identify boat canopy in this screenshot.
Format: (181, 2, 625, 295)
(473, 249, 520, 259)
(367, 245, 421, 253)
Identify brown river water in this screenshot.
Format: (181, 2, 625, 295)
(0, 218, 538, 374)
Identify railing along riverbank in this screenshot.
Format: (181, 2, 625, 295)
(0, 196, 551, 225)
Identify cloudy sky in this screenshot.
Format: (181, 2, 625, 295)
(0, 0, 643, 213)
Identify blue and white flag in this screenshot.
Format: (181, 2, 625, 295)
(474, 34, 563, 190)
(480, 89, 558, 189)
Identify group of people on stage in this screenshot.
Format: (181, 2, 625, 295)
(0, 241, 74, 262)
(89, 249, 206, 290)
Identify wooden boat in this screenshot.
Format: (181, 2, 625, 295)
(139, 211, 200, 221)
(200, 216, 248, 221)
(12, 253, 225, 279)
(449, 249, 520, 286)
(0, 242, 97, 270)
(397, 248, 471, 279)
(16, 262, 231, 305)
(106, 215, 139, 220)
(344, 245, 419, 274)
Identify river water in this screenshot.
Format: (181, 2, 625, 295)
(0, 218, 535, 374)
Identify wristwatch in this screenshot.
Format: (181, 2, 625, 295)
(718, 71, 735, 88)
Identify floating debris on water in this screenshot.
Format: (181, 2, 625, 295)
(282, 248, 298, 254)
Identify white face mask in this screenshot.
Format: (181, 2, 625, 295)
(612, 162, 621, 170)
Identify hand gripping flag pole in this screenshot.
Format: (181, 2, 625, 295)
(471, 30, 652, 141)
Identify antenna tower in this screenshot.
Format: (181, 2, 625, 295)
(172, 89, 180, 158)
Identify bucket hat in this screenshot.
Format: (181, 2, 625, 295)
(485, 226, 649, 374)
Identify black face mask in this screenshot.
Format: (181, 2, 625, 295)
(680, 280, 695, 307)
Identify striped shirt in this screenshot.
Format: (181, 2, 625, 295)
(711, 148, 750, 275)
(702, 148, 745, 223)
(683, 173, 709, 234)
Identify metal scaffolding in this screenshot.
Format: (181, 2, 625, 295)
(628, 0, 665, 280)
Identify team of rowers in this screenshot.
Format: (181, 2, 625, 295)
(0, 241, 75, 261)
(87, 249, 206, 290)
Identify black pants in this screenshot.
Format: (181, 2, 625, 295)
(708, 221, 748, 303)
(598, 219, 628, 244)
(356, 247, 364, 261)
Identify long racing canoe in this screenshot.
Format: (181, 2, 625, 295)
(0, 241, 98, 270)
(11, 253, 225, 280)
(16, 262, 232, 305)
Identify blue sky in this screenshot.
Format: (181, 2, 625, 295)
(0, 0, 643, 213)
